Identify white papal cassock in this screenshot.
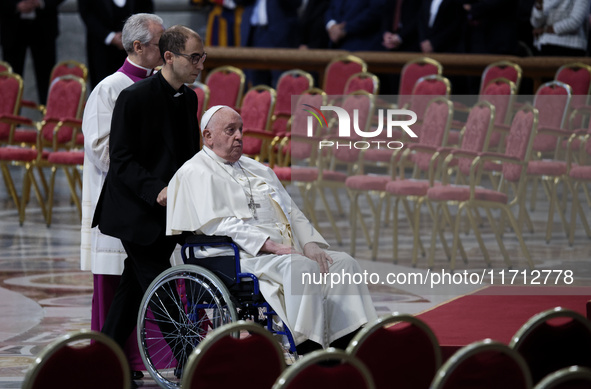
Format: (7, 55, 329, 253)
(167, 148, 377, 347)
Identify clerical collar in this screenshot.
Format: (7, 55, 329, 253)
(203, 146, 237, 166)
(156, 71, 186, 98)
(117, 58, 153, 82)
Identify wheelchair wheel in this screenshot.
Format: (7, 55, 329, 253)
(137, 264, 237, 389)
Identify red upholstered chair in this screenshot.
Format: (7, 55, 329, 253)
(479, 77, 517, 152)
(384, 100, 491, 266)
(240, 85, 276, 161)
(565, 128, 591, 245)
(534, 366, 591, 389)
(272, 69, 314, 136)
(430, 339, 532, 389)
(480, 60, 523, 95)
(346, 314, 441, 389)
(0, 60, 12, 73)
(555, 63, 591, 127)
(397, 57, 443, 110)
(181, 321, 286, 389)
(0, 72, 31, 145)
(322, 55, 367, 97)
(346, 95, 452, 261)
(22, 330, 130, 389)
(526, 81, 572, 242)
(190, 80, 210, 122)
(426, 104, 538, 270)
(272, 348, 375, 389)
(38, 75, 87, 226)
(50, 60, 89, 83)
(344, 72, 380, 95)
(510, 307, 591, 386)
(204, 65, 245, 110)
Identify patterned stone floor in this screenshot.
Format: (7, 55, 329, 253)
(0, 171, 589, 388)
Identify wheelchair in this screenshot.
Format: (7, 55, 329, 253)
(136, 235, 298, 389)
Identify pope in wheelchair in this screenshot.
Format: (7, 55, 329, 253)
(147, 105, 377, 384)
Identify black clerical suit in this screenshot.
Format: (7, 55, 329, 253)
(0, 0, 65, 104)
(93, 71, 200, 353)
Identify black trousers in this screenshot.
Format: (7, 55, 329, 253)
(101, 233, 185, 355)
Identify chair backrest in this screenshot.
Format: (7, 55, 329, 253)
(430, 339, 532, 389)
(458, 101, 495, 176)
(182, 321, 286, 389)
(344, 72, 380, 95)
(241, 85, 277, 157)
(502, 104, 538, 182)
(534, 366, 591, 389)
(323, 55, 367, 96)
(190, 81, 210, 121)
(290, 88, 327, 162)
(0, 71, 24, 142)
(413, 96, 453, 171)
(22, 330, 130, 389)
(272, 69, 314, 135)
(42, 75, 87, 148)
(330, 90, 375, 169)
(480, 77, 517, 126)
(409, 74, 451, 122)
(347, 313, 441, 389)
(204, 65, 245, 110)
(555, 62, 591, 108)
(510, 307, 591, 385)
(50, 60, 89, 83)
(398, 57, 443, 109)
(0, 60, 13, 73)
(272, 348, 375, 389)
(532, 81, 572, 153)
(480, 61, 522, 95)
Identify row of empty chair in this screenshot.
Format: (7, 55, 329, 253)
(21, 307, 591, 389)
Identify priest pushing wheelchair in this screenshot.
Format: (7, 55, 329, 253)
(136, 106, 377, 389)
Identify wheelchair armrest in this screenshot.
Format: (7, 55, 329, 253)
(185, 234, 233, 245)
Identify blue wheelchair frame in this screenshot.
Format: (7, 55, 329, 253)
(180, 235, 297, 353)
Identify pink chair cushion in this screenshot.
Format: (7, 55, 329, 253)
(275, 73, 312, 115)
(273, 166, 292, 181)
(526, 160, 567, 176)
(363, 148, 395, 163)
(569, 164, 591, 180)
(13, 129, 38, 144)
(0, 147, 38, 161)
(288, 363, 371, 389)
(458, 105, 493, 175)
(47, 151, 84, 165)
(412, 100, 451, 171)
(290, 166, 318, 182)
(345, 76, 376, 94)
(345, 175, 390, 191)
(427, 184, 508, 203)
(556, 66, 590, 108)
(385, 179, 441, 196)
(481, 82, 512, 126)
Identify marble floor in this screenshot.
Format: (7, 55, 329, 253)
(0, 170, 590, 388)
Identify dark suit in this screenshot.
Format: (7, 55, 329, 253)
(0, 0, 65, 103)
(237, 0, 302, 87)
(300, 0, 331, 49)
(93, 71, 200, 351)
(382, 0, 421, 52)
(418, 0, 466, 53)
(325, 0, 387, 51)
(77, 0, 153, 88)
(464, 0, 518, 55)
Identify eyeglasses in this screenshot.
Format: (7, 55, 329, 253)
(171, 51, 207, 65)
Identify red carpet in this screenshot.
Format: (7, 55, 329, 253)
(416, 286, 591, 360)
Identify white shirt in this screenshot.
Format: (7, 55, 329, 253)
(429, 0, 444, 28)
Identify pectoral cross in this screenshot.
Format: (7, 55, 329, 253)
(248, 196, 260, 220)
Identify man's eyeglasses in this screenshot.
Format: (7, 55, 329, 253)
(171, 51, 207, 65)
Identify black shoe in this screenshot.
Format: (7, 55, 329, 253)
(131, 371, 144, 380)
